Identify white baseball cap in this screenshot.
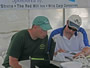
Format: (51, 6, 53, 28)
(68, 15, 82, 30)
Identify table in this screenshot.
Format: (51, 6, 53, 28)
(50, 60, 90, 68)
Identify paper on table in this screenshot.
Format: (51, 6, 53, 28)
(53, 52, 74, 61)
(60, 61, 82, 68)
(19, 60, 31, 68)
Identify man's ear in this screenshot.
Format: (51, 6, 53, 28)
(32, 25, 37, 29)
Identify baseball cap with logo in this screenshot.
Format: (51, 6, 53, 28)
(33, 16, 52, 31)
(68, 15, 82, 30)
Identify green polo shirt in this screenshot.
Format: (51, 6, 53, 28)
(2, 29, 49, 67)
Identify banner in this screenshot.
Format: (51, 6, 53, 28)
(0, 0, 79, 9)
(0, 0, 89, 9)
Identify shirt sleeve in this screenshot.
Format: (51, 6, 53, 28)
(79, 27, 90, 46)
(78, 32, 86, 50)
(7, 33, 24, 59)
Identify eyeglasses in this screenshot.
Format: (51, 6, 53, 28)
(68, 26, 77, 31)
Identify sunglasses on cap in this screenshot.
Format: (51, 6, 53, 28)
(68, 26, 77, 31)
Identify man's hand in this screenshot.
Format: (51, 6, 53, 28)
(54, 48, 66, 55)
(58, 48, 66, 53)
(73, 47, 90, 58)
(82, 47, 90, 56)
(73, 51, 85, 58)
(9, 56, 22, 68)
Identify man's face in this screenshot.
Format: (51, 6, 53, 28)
(66, 24, 77, 35)
(36, 26, 47, 39)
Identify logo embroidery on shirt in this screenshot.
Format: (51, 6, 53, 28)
(40, 44, 45, 49)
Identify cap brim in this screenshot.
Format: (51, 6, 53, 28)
(40, 23, 52, 31)
(69, 21, 80, 30)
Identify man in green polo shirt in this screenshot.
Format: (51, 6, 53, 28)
(2, 16, 59, 68)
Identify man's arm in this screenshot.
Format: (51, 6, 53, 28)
(54, 48, 66, 55)
(73, 47, 90, 58)
(9, 56, 22, 68)
(79, 27, 90, 46)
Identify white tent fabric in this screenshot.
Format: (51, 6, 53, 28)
(0, 8, 90, 67)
